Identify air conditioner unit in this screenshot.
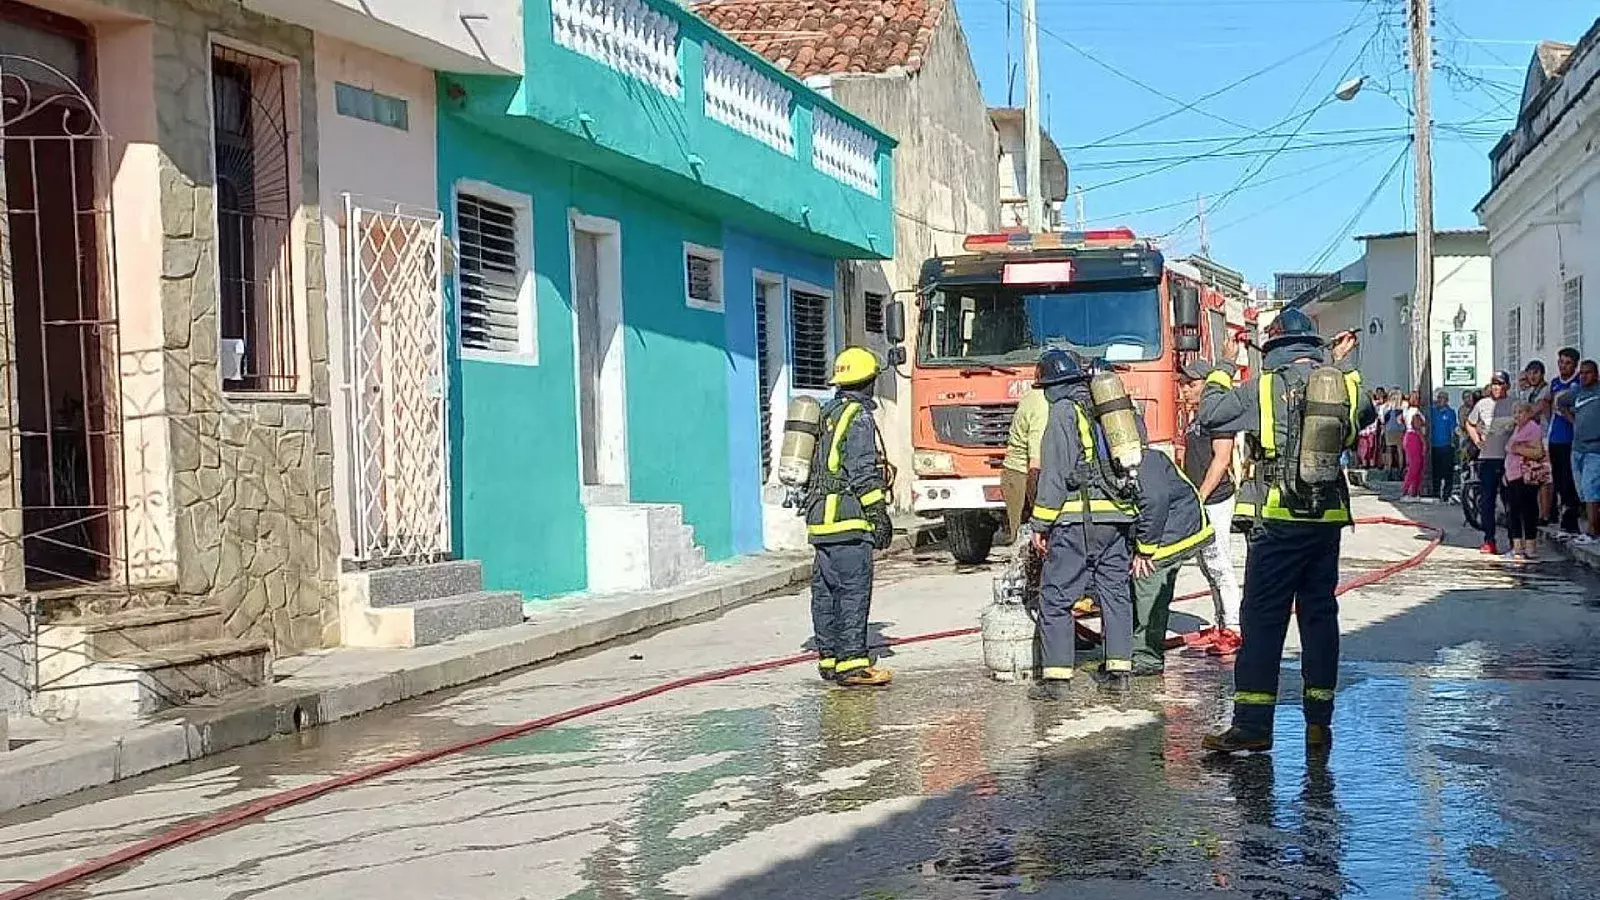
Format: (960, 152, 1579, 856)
(220, 338, 248, 381)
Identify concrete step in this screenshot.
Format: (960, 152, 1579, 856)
(411, 592, 524, 646)
(341, 588, 523, 649)
(362, 561, 484, 608)
(33, 638, 271, 720)
(585, 503, 707, 592)
(68, 606, 225, 660)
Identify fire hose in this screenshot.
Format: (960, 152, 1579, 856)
(0, 516, 1443, 900)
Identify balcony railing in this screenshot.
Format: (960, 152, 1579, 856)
(543, 0, 887, 198)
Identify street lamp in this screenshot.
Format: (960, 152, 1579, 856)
(1334, 76, 1367, 102)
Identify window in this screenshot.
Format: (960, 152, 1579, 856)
(1505, 307, 1521, 373)
(334, 82, 409, 131)
(790, 287, 832, 390)
(211, 44, 297, 392)
(1207, 308, 1227, 362)
(863, 291, 885, 335)
(754, 277, 779, 481)
(1564, 277, 1584, 349)
(919, 282, 1164, 365)
(455, 184, 535, 361)
(684, 244, 724, 312)
(1534, 296, 1547, 351)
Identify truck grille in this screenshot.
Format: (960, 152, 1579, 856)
(931, 404, 1016, 448)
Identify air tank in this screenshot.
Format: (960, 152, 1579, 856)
(777, 395, 824, 490)
(1299, 366, 1351, 486)
(1089, 371, 1144, 473)
(983, 545, 1037, 681)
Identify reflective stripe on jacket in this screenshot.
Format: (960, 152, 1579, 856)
(1132, 449, 1214, 561)
(806, 395, 887, 542)
(1244, 368, 1363, 525)
(1030, 398, 1136, 526)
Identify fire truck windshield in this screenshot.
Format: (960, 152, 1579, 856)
(917, 282, 1163, 366)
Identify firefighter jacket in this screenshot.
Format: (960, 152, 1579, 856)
(1131, 448, 1213, 561)
(805, 390, 889, 545)
(1197, 339, 1377, 526)
(1029, 381, 1137, 529)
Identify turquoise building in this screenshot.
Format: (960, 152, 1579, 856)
(436, 0, 895, 597)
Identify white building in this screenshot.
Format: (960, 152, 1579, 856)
(1293, 230, 1494, 394)
(990, 108, 1068, 231)
(1476, 22, 1600, 369)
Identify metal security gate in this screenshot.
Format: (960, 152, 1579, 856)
(0, 46, 130, 592)
(342, 196, 449, 564)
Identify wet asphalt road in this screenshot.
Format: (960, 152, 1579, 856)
(3, 495, 1600, 899)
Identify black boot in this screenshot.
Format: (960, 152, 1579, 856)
(1202, 725, 1273, 754)
(1029, 679, 1074, 702)
(1091, 667, 1132, 695)
(1305, 723, 1333, 753)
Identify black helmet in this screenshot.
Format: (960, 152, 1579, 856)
(1263, 308, 1324, 351)
(1035, 348, 1086, 386)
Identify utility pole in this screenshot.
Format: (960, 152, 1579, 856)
(1198, 193, 1211, 258)
(1409, 0, 1436, 491)
(1074, 187, 1085, 231)
(1023, 0, 1044, 231)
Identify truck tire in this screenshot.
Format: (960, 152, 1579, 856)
(946, 511, 997, 565)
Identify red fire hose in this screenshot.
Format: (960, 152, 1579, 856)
(0, 516, 1443, 900)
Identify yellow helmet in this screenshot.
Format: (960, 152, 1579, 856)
(829, 346, 881, 386)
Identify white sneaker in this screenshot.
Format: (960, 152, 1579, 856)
(1574, 534, 1599, 547)
(1553, 530, 1577, 543)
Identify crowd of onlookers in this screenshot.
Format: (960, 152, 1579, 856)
(1354, 347, 1600, 563)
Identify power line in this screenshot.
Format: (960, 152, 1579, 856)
(1301, 140, 1413, 271)
(1068, 19, 1375, 150)
(985, 0, 1256, 133)
(1073, 133, 1410, 171)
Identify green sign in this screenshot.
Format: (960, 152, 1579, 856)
(1442, 330, 1477, 387)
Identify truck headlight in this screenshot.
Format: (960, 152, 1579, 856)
(914, 450, 957, 475)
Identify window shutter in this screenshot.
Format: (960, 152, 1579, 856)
(457, 193, 522, 354)
(1564, 277, 1584, 349)
(864, 291, 885, 335)
(686, 252, 721, 310)
(791, 289, 831, 390)
(1534, 297, 1547, 351)
(1506, 307, 1521, 373)
(755, 284, 773, 480)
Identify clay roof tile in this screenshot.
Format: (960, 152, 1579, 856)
(692, 0, 949, 78)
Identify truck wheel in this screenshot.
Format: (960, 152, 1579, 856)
(946, 512, 997, 564)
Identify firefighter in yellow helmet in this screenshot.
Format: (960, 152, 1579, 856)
(806, 346, 894, 687)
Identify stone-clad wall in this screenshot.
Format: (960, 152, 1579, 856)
(144, 0, 338, 653)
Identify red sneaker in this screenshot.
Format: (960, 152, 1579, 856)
(1479, 542, 1498, 555)
(1209, 628, 1243, 657)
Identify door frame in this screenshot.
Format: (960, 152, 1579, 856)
(752, 269, 786, 485)
(567, 210, 628, 504)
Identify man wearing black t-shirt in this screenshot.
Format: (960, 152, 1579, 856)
(1179, 361, 1243, 655)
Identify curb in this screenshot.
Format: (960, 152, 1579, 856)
(0, 555, 813, 814)
(1539, 525, 1600, 571)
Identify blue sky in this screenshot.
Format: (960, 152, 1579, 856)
(951, 0, 1597, 287)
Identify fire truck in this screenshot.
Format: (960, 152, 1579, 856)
(881, 229, 1253, 564)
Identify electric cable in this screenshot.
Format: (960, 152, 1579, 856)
(1301, 139, 1413, 272)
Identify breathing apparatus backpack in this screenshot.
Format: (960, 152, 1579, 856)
(1270, 364, 1354, 518)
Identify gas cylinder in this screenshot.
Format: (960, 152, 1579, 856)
(776, 396, 823, 499)
(982, 546, 1038, 681)
(1298, 366, 1351, 486)
(1089, 370, 1144, 473)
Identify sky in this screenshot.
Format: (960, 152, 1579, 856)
(950, 0, 1598, 289)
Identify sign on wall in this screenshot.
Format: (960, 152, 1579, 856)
(1442, 330, 1478, 387)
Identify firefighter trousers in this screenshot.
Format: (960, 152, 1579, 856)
(810, 538, 875, 671)
(1231, 522, 1342, 733)
(1038, 523, 1133, 678)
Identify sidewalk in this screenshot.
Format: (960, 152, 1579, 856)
(0, 552, 815, 814)
(1541, 525, 1600, 571)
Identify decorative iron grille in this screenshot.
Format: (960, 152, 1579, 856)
(343, 197, 450, 564)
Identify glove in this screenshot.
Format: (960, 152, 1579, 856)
(868, 505, 894, 551)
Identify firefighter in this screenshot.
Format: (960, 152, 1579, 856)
(807, 346, 895, 687)
(1129, 447, 1214, 676)
(1027, 349, 1138, 700)
(1195, 309, 1374, 754)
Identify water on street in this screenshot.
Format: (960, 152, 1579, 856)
(3, 495, 1599, 899)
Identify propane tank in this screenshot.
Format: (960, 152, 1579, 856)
(777, 395, 824, 507)
(1298, 366, 1352, 486)
(1089, 370, 1145, 474)
(982, 536, 1039, 681)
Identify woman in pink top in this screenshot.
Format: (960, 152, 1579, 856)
(1504, 402, 1548, 561)
(1401, 390, 1427, 498)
